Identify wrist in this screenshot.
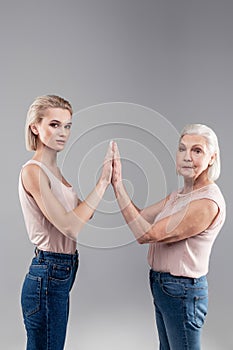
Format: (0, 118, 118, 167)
(97, 178, 109, 192)
(113, 180, 123, 196)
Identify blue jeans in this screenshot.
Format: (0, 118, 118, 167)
(21, 249, 79, 350)
(149, 269, 208, 350)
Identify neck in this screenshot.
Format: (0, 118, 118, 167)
(182, 173, 213, 194)
(32, 146, 58, 168)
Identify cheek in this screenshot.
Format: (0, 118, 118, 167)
(46, 128, 56, 137)
(195, 157, 209, 169)
(40, 129, 55, 142)
(176, 153, 182, 165)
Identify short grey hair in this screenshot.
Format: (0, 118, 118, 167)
(179, 124, 221, 181)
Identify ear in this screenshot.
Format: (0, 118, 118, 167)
(209, 152, 217, 166)
(30, 124, 39, 136)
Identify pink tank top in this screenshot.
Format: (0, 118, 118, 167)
(18, 160, 78, 254)
(148, 183, 226, 278)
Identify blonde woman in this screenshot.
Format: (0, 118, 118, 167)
(111, 124, 226, 350)
(19, 95, 113, 350)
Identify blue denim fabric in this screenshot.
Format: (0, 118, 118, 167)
(149, 269, 208, 350)
(21, 249, 79, 350)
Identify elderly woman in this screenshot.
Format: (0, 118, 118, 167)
(111, 124, 226, 350)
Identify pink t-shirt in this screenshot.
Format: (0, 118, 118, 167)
(148, 183, 226, 278)
(18, 160, 78, 254)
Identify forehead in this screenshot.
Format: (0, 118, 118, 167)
(43, 108, 72, 122)
(180, 134, 208, 147)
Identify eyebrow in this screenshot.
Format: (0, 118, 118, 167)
(50, 119, 72, 124)
(179, 142, 204, 148)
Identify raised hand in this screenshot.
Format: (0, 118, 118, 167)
(99, 141, 114, 188)
(111, 141, 122, 189)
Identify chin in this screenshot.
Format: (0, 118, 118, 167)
(180, 172, 195, 179)
(48, 145, 65, 152)
(56, 146, 65, 152)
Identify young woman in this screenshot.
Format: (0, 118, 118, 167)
(111, 124, 226, 349)
(19, 95, 113, 350)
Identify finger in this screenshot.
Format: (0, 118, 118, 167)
(105, 141, 114, 161)
(113, 142, 120, 161)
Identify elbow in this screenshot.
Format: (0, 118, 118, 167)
(138, 238, 147, 245)
(137, 229, 153, 244)
(60, 211, 85, 241)
(137, 236, 145, 244)
(60, 224, 78, 242)
(138, 227, 161, 244)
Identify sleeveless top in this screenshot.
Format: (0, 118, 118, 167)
(18, 160, 78, 254)
(147, 183, 226, 278)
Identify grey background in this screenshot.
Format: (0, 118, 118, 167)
(1, 0, 232, 349)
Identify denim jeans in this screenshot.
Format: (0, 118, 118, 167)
(149, 269, 208, 350)
(21, 249, 79, 350)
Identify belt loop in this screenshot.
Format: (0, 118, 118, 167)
(158, 272, 161, 283)
(74, 250, 78, 265)
(35, 247, 39, 257)
(35, 247, 44, 262)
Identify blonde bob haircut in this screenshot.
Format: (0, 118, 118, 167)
(179, 123, 221, 181)
(25, 95, 73, 151)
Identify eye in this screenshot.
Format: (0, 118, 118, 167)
(193, 148, 202, 154)
(178, 147, 185, 152)
(65, 124, 72, 129)
(49, 123, 59, 128)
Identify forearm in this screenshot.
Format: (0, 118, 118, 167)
(24, 160, 111, 242)
(114, 181, 152, 242)
(66, 180, 108, 240)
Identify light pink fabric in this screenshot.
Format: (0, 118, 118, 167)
(148, 184, 226, 278)
(18, 160, 78, 254)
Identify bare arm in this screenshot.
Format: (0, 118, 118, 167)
(112, 142, 219, 244)
(112, 142, 167, 239)
(113, 180, 152, 241)
(139, 198, 219, 244)
(139, 197, 169, 224)
(22, 143, 113, 241)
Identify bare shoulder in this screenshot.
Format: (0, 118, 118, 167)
(21, 163, 50, 195)
(195, 198, 219, 216)
(186, 198, 219, 226)
(22, 163, 42, 181)
(190, 198, 219, 212)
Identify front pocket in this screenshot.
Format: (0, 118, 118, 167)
(194, 295, 208, 328)
(161, 280, 185, 298)
(21, 273, 41, 317)
(49, 264, 71, 282)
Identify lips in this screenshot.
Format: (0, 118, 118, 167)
(56, 140, 66, 144)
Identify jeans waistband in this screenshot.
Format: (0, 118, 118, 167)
(34, 247, 79, 265)
(150, 269, 206, 285)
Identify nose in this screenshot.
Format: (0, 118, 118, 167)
(58, 125, 68, 137)
(184, 150, 192, 162)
